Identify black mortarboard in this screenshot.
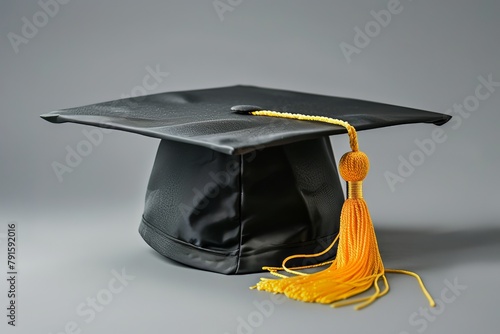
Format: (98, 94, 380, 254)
(41, 85, 450, 280)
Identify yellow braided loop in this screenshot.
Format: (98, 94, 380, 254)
(250, 110, 359, 152)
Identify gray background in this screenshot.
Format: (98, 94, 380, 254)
(1, 0, 499, 333)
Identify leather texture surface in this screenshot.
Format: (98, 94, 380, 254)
(140, 138, 343, 274)
(41, 85, 451, 155)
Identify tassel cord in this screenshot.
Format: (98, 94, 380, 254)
(248, 109, 435, 310)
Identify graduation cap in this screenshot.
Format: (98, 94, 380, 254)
(41, 85, 450, 308)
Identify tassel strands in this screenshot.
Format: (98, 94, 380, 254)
(249, 110, 435, 310)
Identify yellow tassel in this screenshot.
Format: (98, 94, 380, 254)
(248, 110, 436, 310)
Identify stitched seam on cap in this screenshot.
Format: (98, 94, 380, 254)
(141, 216, 239, 257)
(234, 155, 243, 273)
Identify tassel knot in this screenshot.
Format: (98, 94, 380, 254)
(339, 151, 369, 182)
